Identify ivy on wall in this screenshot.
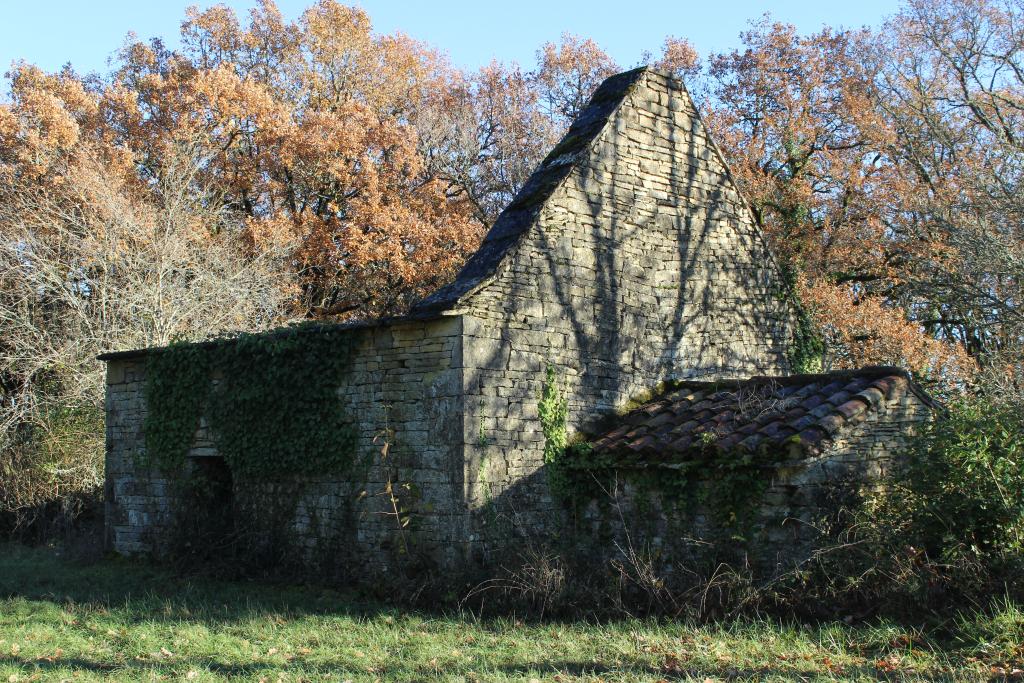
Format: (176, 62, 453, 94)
(780, 266, 825, 374)
(539, 364, 577, 498)
(143, 324, 358, 479)
(538, 365, 772, 538)
(144, 340, 212, 469)
(538, 365, 568, 465)
(558, 447, 772, 537)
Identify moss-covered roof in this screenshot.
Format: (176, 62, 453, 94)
(586, 367, 936, 463)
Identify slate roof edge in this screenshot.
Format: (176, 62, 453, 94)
(95, 310, 452, 362)
(409, 66, 650, 315)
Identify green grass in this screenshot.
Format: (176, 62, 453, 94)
(0, 544, 1020, 681)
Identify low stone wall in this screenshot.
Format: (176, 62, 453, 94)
(568, 390, 931, 578)
(104, 316, 468, 574)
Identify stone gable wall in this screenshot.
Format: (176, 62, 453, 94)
(458, 70, 798, 554)
(104, 316, 468, 572)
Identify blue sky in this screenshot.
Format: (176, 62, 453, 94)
(2, 0, 902, 85)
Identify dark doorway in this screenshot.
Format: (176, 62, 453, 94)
(175, 456, 235, 566)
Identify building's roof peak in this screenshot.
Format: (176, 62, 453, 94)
(412, 66, 659, 314)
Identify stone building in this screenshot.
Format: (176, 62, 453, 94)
(99, 67, 934, 579)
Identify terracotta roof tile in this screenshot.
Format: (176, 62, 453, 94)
(800, 394, 827, 410)
(797, 427, 829, 448)
(738, 433, 764, 452)
(817, 414, 846, 435)
(583, 366, 934, 466)
(668, 435, 694, 451)
(836, 398, 869, 420)
(715, 433, 745, 450)
(809, 402, 834, 419)
(856, 386, 885, 407)
(828, 389, 854, 406)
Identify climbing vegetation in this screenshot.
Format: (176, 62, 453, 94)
(539, 364, 574, 498)
(558, 447, 772, 540)
(143, 325, 358, 479)
(538, 365, 568, 466)
(778, 267, 826, 375)
(143, 341, 213, 469)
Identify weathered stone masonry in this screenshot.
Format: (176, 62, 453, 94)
(421, 68, 798, 554)
(101, 67, 931, 578)
(105, 316, 468, 571)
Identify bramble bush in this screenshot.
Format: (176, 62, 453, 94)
(897, 399, 1024, 558)
(798, 397, 1024, 613)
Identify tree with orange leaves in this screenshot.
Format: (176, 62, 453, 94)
(418, 61, 555, 228)
(95, 0, 482, 319)
(535, 33, 620, 126)
(421, 34, 623, 228)
(876, 0, 1024, 389)
(696, 18, 980, 390)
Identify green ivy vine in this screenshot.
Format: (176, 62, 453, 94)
(693, 450, 773, 539)
(143, 324, 358, 479)
(537, 365, 773, 539)
(780, 266, 825, 374)
(539, 364, 576, 497)
(144, 340, 213, 469)
(539, 365, 568, 462)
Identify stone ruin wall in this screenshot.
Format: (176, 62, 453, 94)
(104, 316, 470, 574)
(457, 70, 798, 557)
(572, 389, 933, 578)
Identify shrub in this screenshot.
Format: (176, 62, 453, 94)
(0, 405, 104, 538)
(0, 144, 291, 538)
(897, 399, 1024, 559)
(797, 397, 1024, 613)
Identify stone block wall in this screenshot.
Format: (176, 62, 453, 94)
(104, 358, 175, 554)
(104, 316, 469, 573)
(457, 70, 797, 554)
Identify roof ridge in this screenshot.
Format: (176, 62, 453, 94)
(410, 67, 651, 315)
(671, 366, 935, 409)
(671, 366, 913, 390)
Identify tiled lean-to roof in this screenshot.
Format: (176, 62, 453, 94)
(588, 367, 935, 463)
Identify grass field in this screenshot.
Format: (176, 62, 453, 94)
(0, 544, 1021, 681)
